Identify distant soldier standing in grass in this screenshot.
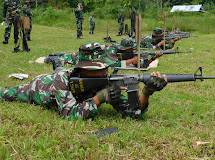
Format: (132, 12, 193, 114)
(22, 0, 33, 41)
(89, 13, 95, 34)
(74, 3, 84, 39)
(2, 0, 22, 44)
(117, 9, 125, 36)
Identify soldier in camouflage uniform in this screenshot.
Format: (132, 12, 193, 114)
(74, 3, 84, 39)
(151, 27, 181, 50)
(22, 0, 33, 41)
(2, 0, 22, 44)
(1, 42, 167, 119)
(45, 40, 161, 71)
(117, 9, 125, 36)
(89, 13, 95, 34)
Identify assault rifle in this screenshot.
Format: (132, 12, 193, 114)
(153, 35, 197, 44)
(116, 48, 192, 68)
(69, 67, 215, 110)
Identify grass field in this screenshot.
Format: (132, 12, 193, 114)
(0, 22, 214, 159)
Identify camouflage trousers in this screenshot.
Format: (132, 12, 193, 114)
(4, 17, 15, 38)
(76, 20, 82, 37)
(119, 23, 124, 34)
(0, 75, 52, 105)
(89, 24, 95, 33)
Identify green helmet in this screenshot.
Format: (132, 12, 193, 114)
(75, 42, 117, 70)
(153, 28, 163, 35)
(24, 0, 30, 3)
(120, 37, 136, 48)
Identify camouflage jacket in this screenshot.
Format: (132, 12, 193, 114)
(118, 13, 124, 24)
(3, 0, 22, 18)
(140, 36, 161, 49)
(74, 8, 83, 21)
(89, 16, 95, 25)
(22, 4, 33, 17)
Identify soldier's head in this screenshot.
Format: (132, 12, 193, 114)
(91, 13, 94, 17)
(152, 28, 164, 38)
(24, 0, 31, 6)
(74, 42, 117, 77)
(78, 3, 83, 10)
(121, 9, 125, 14)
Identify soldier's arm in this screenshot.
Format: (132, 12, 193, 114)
(23, 6, 33, 16)
(15, 1, 22, 14)
(3, 1, 7, 18)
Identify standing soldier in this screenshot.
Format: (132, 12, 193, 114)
(117, 9, 125, 36)
(74, 3, 84, 39)
(2, 0, 22, 44)
(89, 13, 95, 34)
(22, 0, 33, 41)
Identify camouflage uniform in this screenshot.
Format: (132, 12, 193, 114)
(89, 14, 95, 34)
(118, 9, 124, 36)
(0, 67, 99, 120)
(22, 1, 33, 40)
(2, 0, 22, 42)
(74, 4, 84, 38)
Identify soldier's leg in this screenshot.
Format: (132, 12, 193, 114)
(120, 23, 124, 35)
(0, 84, 30, 103)
(77, 21, 82, 39)
(3, 18, 13, 44)
(92, 25, 95, 34)
(89, 24, 92, 34)
(29, 17, 32, 40)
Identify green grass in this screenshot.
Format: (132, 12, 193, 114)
(0, 20, 214, 159)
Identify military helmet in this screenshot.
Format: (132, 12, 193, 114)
(78, 3, 83, 7)
(120, 37, 136, 48)
(153, 28, 163, 35)
(74, 42, 117, 70)
(24, 0, 30, 3)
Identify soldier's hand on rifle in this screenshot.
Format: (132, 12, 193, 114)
(95, 85, 127, 106)
(154, 51, 163, 58)
(12, 11, 17, 15)
(158, 40, 167, 47)
(142, 72, 167, 96)
(172, 36, 181, 43)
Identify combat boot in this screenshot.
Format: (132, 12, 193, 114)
(2, 37, 8, 44)
(92, 32, 94, 34)
(116, 32, 121, 36)
(89, 32, 91, 34)
(51, 57, 63, 70)
(77, 36, 82, 39)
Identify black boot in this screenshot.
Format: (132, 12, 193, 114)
(89, 32, 91, 34)
(92, 32, 93, 34)
(116, 32, 121, 36)
(3, 37, 8, 44)
(52, 57, 63, 70)
(77, 36, 82, 39)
